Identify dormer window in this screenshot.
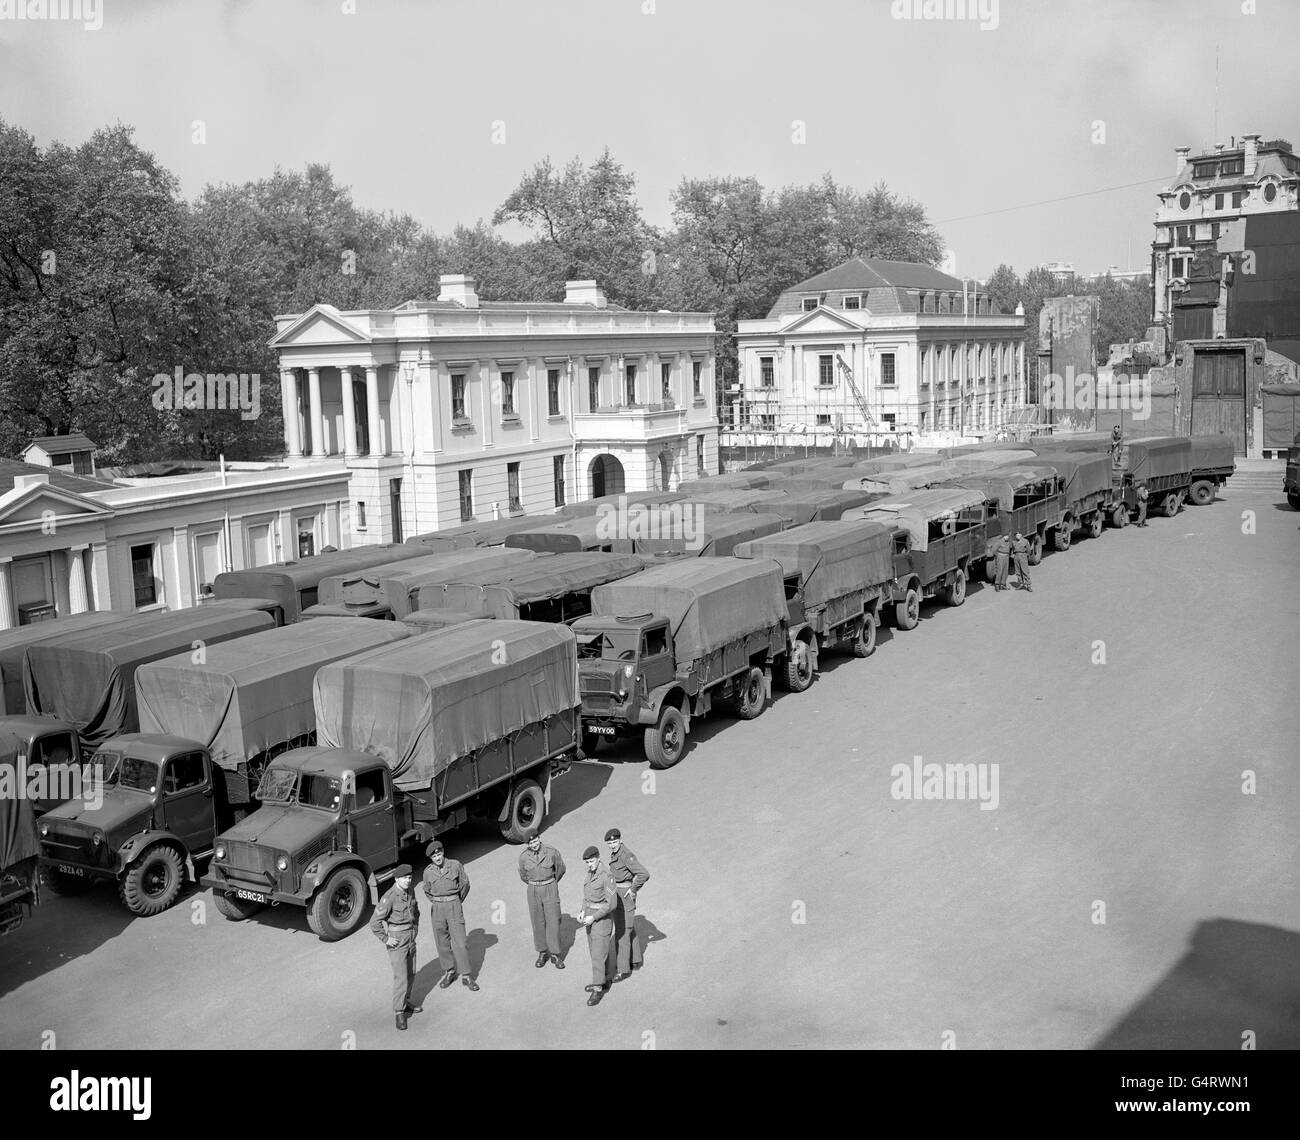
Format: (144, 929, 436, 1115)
(1192, 162, 1217, 180)
(843, 295, 861, 310)
(802, 297, 820, 312)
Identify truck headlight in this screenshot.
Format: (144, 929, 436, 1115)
(40, 824, 49, 837)
(623, 665, 634, 678)
(276, 856, 289, 872)
(215, 844, 225, 860)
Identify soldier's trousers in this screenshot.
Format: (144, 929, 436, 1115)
(612, 887, 642, 973)
(994, 555, 1009, 589)
(586, 915, 614, 987)
(430, 899, 471, 975)
(526, 881, 562, 956)
(388, 935, 416, 1013)
(1013, 555, 1031, 588)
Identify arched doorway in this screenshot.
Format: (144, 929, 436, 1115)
(588, 453, 625, 499)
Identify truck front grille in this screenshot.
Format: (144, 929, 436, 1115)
(222, 840, 276, 876)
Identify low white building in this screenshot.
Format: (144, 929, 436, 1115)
(271, 276, 719, 543)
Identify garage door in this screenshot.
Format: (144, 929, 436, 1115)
(1191, 350, 1246, 455)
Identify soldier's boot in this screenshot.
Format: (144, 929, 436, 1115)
(396, 1011, 408, 1031)
(613, 972, 632, 983)
(536, 952, 549, 968)
(438, 970, 457, 989)
(462, 975, 480, 992)
(586, 985, 607, 1007)
(405, 1002, 422, 1014)
(551, 954, 566, 969)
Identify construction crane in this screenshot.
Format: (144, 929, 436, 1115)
(836, 353, 876, 430)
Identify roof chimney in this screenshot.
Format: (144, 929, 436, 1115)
(1242, 133, 1260, 176)
(563, 280, 607, 308)
(1174, 146, 1191, 177)
(437, 274, 479, 309)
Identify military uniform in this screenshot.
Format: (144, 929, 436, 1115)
(993, 535, 1012, 591)
(519, 842, 566, 962)
(607, 844, 649, 975)
(370, 877, 420, 1018)
(422, 853, 473, 983)
(580, 858, 618, 990)
(1011, 536, 1032, 591)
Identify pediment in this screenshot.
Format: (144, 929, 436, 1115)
(0, 485, 111, 527)
(268, 305, 371, 348)
(781, 308, 868, 334)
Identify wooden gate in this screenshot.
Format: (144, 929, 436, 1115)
(1191, 350, 1246, 454)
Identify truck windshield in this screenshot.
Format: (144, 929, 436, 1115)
(102, 753, 159, 794)
(299, 773, 342, 812)
(576, 630, 638, 661)
(256, 767, 298, 803)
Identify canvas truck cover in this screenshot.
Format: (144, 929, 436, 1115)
(1028, 433, 1114, 453)
(1261, 384, 1300, 450)
(0, 612, 128, 716)
(313, 620, 578, 791)
(941, 450, 1038, 472)
(442, 553, 646, 618)
(562, 491, 686, 519)
(134, 618, 411, 771)
(315, 547, 535, 616)
(1188, 435, 1236, 471)
(742, 496, 818, 526)
(505, 516, 623, 554)
(685, 489, 787, 511)
(406, 516, 569, 550)
(677, 472, 773, 493)
(0, 760, 39, 872)
(1121, 436, 1192, 479)
(401, 609, 481, 632)
(952, 465, 1061, 512)
(843, 454, 935, 477)
(1036, 452, 1113, 506)
(843, 488, 987, 552)
(733, 519, 895, 609)
(589, 557, 787, 664)
(23, 608, 274, 750)
(883, 465, 961, 493)
(638, 513, 786, 557)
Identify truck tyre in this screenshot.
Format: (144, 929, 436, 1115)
(43, 867, 93, 896)
(307, 867, 369, 941)
(943, 568, 966, 607)
(1027, 536, 1043, 565)
(734, 667, 766, 720)
(1289, 491, 1300, 511)
(851, 613, 877, 658)
(1052, 522, 1072, 551)
(894, 588, 920, 631)
(783, 637, 815, 692)
(499, 777, 545, 843)
(644, 707, 687, 769)
(1110, 504, 1128, 529)
(214, 891, 265, 921)
(119, 844, 184, 916)
(1189, 479, 1214, 506)
(1087, 512, 1104, 539)
(1161, 492, 1180, 518)
(984, 558, 997, 584)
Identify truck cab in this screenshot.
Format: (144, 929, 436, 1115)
(37, 733, 229, 915)
(0, 717, 88, 814)
(574, 615, 675, 742)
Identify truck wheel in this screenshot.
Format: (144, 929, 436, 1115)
(851, 614, 877, 658)
(1290, 491, 1300, 511)
(1161, 492, 1180, 518)
(984, 558, 997, 584)
(214, 892, 265, 922)
(783, 638, 815, 692)
(119, 844, 184, 916)
(1110, 504, 1128, 529)
(734, 667, 766, 720)
(1027, 536, 1043, 565)
(499, 777, 545, 843)
(1189, 479, 1214, 506)
(307, 867, 369, 941)
(894, 588, 920, 631)
(644, 707, 687, 769)
(43, 868, 93, 896)
(1087, 512, 1104, 539)
(1052, 523, 1072, 551)
(943, 568, 966, 607)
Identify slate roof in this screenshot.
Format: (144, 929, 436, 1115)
(22, 433, 96, 456)
(0, 458, 110, 494)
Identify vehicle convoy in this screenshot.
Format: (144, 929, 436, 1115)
(561, 490, 687, 518)
(1287, 430, 1300, 510)
(0, 611, 128, 716)
(1034, 452, 1115, 542)
(745, 488, 878, 524)
(212, 544, 425, 623)
(572, 557, 789, 768)
(34, 618, 412, 916)
(201, 620, 580, 940)
(301, 547, 534, 619)
(686, 489, 792, 513)
(950, 465, 1065, 571)
(733, 518, 896, 688)
(0, 756, 40, 935)
(1030, 434, 1193, 525)
(405, 514, 571, 551)
(437, 552, 646, 623)
(844, 487, 991, 630)
(1186, 434, 1236, 505)
(678, 472, 775, 493)
(629, 509, 788, 558)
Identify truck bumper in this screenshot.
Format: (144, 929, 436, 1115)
(199, 872, 306, 908)
(38, 854, 119, 883)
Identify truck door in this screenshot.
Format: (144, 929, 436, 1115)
(30, 729, 79, 809)
(160, 752, 213, 851)
(350, 767, 397, 870)
(640, 624, 674, 690)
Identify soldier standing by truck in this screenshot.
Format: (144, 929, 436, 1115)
(993, 533, 1012, 591)
(1011, 532, 1033, 592)
(577, 845, 617, 1006)
(519, 832, 566, 969)
(605, 828, 649, 980)
(422, 839, 479, 992)
(370, 864, 421, 1031)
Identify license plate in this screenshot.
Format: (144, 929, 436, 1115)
(235, 889, 267, 903)
(587, 725, 616, 735)
(57, 864, 84, 877)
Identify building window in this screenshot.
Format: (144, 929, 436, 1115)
(355, 501, 367, 530)
(661, 361, 673, 403)
(760, 357, 775, 387)
(588, 366, 601, 411)
(692, 360, 703, 399)
(815, 414, 831, 426)
(553, 455, 566, 507)
(459, 469, 473, 522)
(192, 530, 223, 597)
(507, 462, 522, 513)
(1264, 182, 1278, 203)
(1211, 222, 1221, 239)
(1214, 193, 1224, 210)
(130, 542, 158, 608)
(1172, 257, 1187, 278)
(843, 295, 861, 310)
(451, 374, 467, 420)
(500, 371, 515, 416)
(245, 521, 274, 568)
(696, 434, 706, 476)
(296, 517, 316, 559)
(625, 363, 637, 405)
(1231, 190, 1245, 208)
(802, 297, 819, 312)
(1220, 158, 1243, 177)
(759, 414, 775, 429)
(1192, 162, 1216, 179)
(920, 409, 928, 429)
(917, 292, 927, 313)
(882, 414, 896, 431)
(818, 355, 834, 386)
(547, 369, 561, 417)
(880, 353, 896, 387)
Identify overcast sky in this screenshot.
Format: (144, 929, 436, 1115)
(2, 0, 1296, 280)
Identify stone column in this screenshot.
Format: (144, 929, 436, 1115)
(365, 366, 382, 456)
(68, 545, 90, 614)
(90, 542, 109, 610)
(0, 557, 13, 630)
(281, 370, 303, 457)
(307, 368, 325, 457)
(340, 366, 359, 458)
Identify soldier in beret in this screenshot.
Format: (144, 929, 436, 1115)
(576, 845, 617, 1006)
(370, 863, 421, 1031)
(422, 839, 478, 992)
(519, 831, 566, 969)
(605, 828, 650, 981)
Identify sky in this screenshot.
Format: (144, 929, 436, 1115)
(1, 0, 1297, 280)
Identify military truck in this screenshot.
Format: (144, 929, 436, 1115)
(505, 516, 626, 554)
(212, 544, 425, 623)
(1187, 435, 1236, 505)
(437, 552, 646, 623)
(1287, 430, 1300, 510)
(33, 618, 413, 915)
(0, 612, 128, 716)
(677, 472, 774, 493)
(400, 609, 481, 632)
(844, 488, 990, 630)
(0, 718, 93, 816)
(201, 620, 579, 940)
(572, 558, 789, 768)
(951, 465, 1065, 573)
(302, 547, 533, 619)
(405, 515, 570, 551)
(1117, 436, 1194, 522)
(630, 509, 787, 559)
(734, 518, 896, 687)
(560, 490, 687, 519)
(1034, 452, 1114, 543)
(0, 759, 39, 936)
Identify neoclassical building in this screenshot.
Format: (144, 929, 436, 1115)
(272, 276, 719, 542)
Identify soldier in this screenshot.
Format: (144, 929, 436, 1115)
(422, 839, 478, 992)
(993, 533, 1012, 592)
(605, 828, 649, 981)
(518, 831, 566, 969)
(1134, 483, 1150, 527)
(370, 863, 421, 1031)
(576, 845, 617, 1007)
(1011, 531, 1033, 592)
